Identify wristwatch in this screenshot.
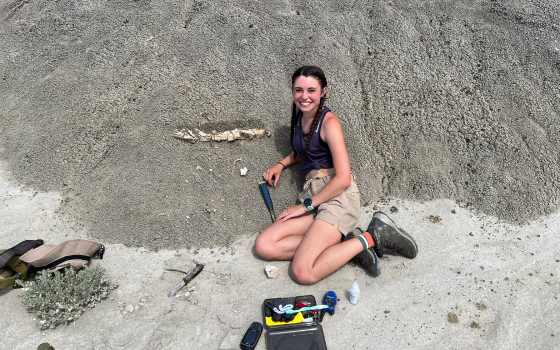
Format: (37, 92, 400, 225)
(303, 198, 314, 212)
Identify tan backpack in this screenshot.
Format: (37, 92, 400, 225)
(20, 239, 105, 273)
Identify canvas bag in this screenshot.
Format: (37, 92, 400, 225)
(20, 239, 105, 272)
(0, 239, 44, 290)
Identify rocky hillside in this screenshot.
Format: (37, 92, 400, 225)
(1, 0, 559, 248)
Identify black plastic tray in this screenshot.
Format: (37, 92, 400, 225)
(261, 295, 328, 350)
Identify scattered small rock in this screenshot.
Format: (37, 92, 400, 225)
(37, 344, 55, 350)
(388, 0, 393, 5)
(428, 215, 441, 223)
(470, 322, 480, 329)
(469, 232, 474, 236)
(240, 167, 248, 176)
(368, 47, 375, 55)
(505, 277, 509, 281)
(384, 310, 390, 314)
(184, 292, 191, 298)
(390, 206, 398, 213)
(333, 41, 342, 48)
(480, 266, 484, 270)
(265, 265, 279, 279)
(475, 302, 487, 311)
(125, 304, 134, 313)
(373, 205, 380, 210)
(447, 312, 459, 323)
(451, 209, 456, 214)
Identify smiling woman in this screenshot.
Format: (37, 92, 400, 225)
(253, 66, 419, 285)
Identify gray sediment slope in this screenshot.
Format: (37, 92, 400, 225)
(1, 167, 559, 349)
(1, 0, 559, 249)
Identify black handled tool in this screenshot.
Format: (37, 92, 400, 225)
(258, 181, 276, 223)
(166, 263, 204, 297)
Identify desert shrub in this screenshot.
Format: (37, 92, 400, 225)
(17, 265, 116, 329)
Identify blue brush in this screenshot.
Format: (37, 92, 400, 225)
(285, 305, 329, 314)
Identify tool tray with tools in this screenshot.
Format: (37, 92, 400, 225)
(261, 295, 328, 350)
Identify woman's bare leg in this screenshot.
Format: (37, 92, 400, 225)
(290, 219, 363, 285)
(254, 212, 315, 261)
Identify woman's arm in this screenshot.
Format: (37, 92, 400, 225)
(263, 151, 300, 187)
(306, 111, 352, 208)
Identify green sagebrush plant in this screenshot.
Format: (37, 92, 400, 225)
(17, 265, 116, 330)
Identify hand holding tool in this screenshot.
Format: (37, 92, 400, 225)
(166, 263, 204, 298)
(258, 181, 276, 223)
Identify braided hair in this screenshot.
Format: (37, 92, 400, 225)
(289, 66, 328, 163)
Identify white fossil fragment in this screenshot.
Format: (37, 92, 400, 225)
(173, 129, 199, 143)
(265, 265, 278, 279)
(173, 128, 269, 143)
(240, 167, 248, 176)
(198, 131, 212, 142)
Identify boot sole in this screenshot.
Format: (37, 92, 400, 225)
(368, 211, 418, 259)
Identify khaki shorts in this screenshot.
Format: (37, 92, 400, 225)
(297, 173, 360, 236)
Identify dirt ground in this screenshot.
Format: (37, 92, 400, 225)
(1, 163, 559, 349)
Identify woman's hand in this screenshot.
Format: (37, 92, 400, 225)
(277, 204, 307, 222)
(263, 163, 284, 187)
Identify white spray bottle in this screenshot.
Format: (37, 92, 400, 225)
(350, 280, 360, 304)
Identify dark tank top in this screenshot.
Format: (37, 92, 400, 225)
(294, 107, 334, 177)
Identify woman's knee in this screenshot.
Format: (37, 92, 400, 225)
(290, 263, 319, 285)
(254, 233, 274, 260)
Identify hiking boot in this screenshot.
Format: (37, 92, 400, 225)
(345, 228, 381, 277)
(367, 211, 418, 259)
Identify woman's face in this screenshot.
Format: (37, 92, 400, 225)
(292, 76, 326, 114)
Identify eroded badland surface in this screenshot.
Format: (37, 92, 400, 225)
(1, 1, 560, 349)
